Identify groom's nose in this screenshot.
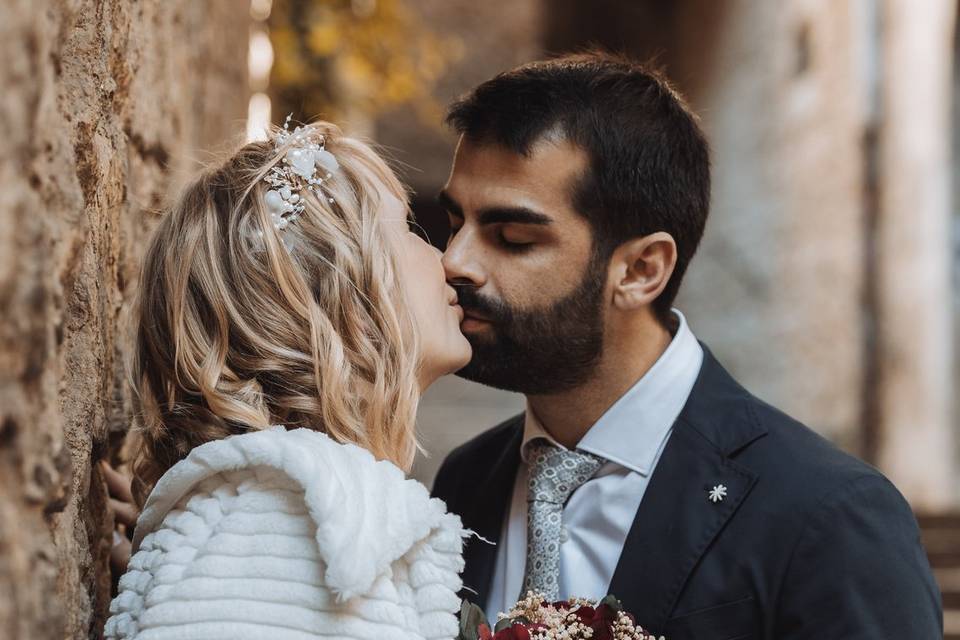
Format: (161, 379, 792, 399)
(442, 229, 487, 288)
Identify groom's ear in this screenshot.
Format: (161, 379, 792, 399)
(608, 232, 677, 311)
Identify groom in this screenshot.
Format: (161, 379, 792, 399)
(431, 52, 941, 639)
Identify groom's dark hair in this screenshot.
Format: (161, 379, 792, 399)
(446, 51, 710, 324)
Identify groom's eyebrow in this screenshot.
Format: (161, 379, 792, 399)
(437, 190, 552, 226)
(477, 207, 552, 226)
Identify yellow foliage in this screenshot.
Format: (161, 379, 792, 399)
(308, 22, 341, 56)
(268, 0, 463, 129)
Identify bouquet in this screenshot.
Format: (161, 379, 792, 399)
(457, 592, 665, 640)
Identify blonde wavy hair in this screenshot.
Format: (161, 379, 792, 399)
(127, 122, 421, 506)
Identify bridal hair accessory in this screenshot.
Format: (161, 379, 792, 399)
(261, 114, 340, 233)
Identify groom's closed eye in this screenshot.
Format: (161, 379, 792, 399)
(446, 213, 542, 253)
(438, 191, 552, 252)
(476, 208, 551, 253)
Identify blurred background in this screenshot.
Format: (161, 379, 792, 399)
(3, 0, 959, 637)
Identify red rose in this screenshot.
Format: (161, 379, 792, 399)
(595, 604, 617, 624)
(591, 620, 614, 640)
(588, 604, 617, 640)
(492, 624, 531, 640)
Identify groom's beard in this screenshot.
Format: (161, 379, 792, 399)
(453, 259, 606, 395)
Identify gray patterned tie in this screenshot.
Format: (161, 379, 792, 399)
(521, 439, 604, 600)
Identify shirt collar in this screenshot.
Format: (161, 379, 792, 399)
(521, 309, 704, 476)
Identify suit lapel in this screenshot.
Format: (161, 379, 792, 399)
(459, 421, 523, 607)
(608, 422, 757, 632)
(608, 347, 765, 633)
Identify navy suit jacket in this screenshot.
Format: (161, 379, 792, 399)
(431, 346, 942, 639)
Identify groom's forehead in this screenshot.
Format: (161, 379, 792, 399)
(444, 137, 588, 216)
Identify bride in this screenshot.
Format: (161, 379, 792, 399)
(104, 119, 472, 640)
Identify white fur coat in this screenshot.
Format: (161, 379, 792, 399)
(104, 426, 466, 640)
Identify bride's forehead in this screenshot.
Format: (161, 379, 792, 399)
(377, 191, 409, 222)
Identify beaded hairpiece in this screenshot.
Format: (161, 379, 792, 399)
(261, 115, 339, 234)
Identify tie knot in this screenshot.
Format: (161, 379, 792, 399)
(526, 439, 603, 505)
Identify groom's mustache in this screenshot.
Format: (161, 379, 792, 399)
(450, 284, 514, 326)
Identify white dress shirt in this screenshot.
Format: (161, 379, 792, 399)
(485, 309, 704, 621)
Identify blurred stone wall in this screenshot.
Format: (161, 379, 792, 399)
(667, 0, 871, 453)
(0, 1, 248, 637)
(663, 0, 956, 508)
(871, 0, 955, 507)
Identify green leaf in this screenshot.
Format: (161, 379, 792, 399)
(494, 617, 513, 633)
(599, 595, 623, 612)
(458, 600, 488, 640)
(495, 616, 530, 633)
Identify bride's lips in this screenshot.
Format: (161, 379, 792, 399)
(446, 289, 464, 320)
(460, 307, 492, 332)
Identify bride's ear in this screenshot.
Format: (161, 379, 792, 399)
(608, 232, 677, 311)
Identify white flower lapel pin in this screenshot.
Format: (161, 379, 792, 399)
(708, 484, 728, 504)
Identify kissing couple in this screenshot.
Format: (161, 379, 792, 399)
(104, 52, 941, 640)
